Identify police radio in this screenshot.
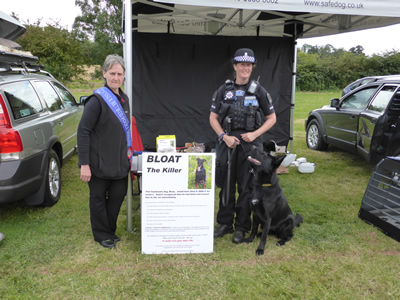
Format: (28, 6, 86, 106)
(248, 76, 260, 94)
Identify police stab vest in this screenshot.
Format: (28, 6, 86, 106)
(219, 80, 263, 132)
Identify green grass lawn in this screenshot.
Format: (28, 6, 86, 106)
(1, 88, 399, 299)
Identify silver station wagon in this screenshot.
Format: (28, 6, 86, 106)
(0, 10, 83, 206)
(0, 58, 82, 206)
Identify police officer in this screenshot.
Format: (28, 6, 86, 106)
(209, 48, 276, 244)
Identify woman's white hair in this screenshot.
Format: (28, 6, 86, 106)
(102, 54, 125, 73)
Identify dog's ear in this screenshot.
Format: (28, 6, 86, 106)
(262, 140, 277, 153)
(274, 154, 286, 168)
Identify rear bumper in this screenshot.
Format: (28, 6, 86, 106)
(0, 152, 46, 204)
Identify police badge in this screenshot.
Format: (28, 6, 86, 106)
(225, 91, 234, 100)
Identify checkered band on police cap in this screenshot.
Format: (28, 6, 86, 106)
(233, 48, 256, 64)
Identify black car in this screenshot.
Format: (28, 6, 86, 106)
(305, 76, 400, 164)
(341, 75, 400, 96)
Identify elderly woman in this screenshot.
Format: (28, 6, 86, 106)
(78, 54, 131, 249)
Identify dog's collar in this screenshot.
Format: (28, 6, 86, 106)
(262, 183, 272, 187)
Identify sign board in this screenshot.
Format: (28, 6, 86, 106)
(155, 0, 400, 18)
(141, 152, 215, 254)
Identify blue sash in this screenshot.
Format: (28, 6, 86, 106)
(95, 87, 133, 163)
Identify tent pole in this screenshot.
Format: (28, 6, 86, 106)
(289, 37, 298, 153)
(124, 0, 134, 233)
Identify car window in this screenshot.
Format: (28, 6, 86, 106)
(341, 86, 379, 109)
(2, 81, 43, 120)
(34, 81, 64, 112)
(368, 85, 398, 113)
(52, 82, 77, 108)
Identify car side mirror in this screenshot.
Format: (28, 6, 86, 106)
(330, 98, 340, 109)
(79, 96, 89, 104)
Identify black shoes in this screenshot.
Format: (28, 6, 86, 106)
(99, 239, 116, 248)
(97, 235, 120, 248)
(214, 225, 245, 244)
(214, 224, 234, 238)
(232, 231, 245, 244)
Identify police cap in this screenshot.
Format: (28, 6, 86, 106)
(233, 48, 256, 64)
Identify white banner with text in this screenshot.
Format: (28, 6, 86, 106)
(155, 0, 400, 17)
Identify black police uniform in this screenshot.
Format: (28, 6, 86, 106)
(210, 79, 275, 233)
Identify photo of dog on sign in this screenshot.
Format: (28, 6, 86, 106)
(188, 156, 212, 189)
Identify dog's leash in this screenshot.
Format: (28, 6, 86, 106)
(241, 142, 257, 193)
(222, 141, 237, 207)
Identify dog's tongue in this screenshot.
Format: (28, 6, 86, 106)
(248, 156, 261, 166)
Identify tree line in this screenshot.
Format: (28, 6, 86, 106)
(14, 0, 123, 82)
(297, 44, 400, 91)
(12, 0, 400, 89)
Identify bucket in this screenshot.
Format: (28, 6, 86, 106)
(298, 162, 315, 173)
(281, 154, 297, 167)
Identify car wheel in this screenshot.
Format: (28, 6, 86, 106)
(43, 149, 61, 207)
(306, 119, 328, 151)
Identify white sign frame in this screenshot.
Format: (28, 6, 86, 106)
(141, 152, 216, 254)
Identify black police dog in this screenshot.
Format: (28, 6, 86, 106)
(245, 141, 303, 255)
(195, 158, 206, 189)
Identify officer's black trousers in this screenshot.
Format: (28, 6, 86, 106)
(216, 136, 262, 232)
(88, 175, 128, 242)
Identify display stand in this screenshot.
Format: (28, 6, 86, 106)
(140, 152, 215, 254)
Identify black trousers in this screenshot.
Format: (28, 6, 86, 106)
(88, 175, 128, 242)
(215, 132, 262, 232)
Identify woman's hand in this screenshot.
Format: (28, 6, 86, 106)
(240, 132, 258, 143)
(223, 135, 240, 148)
(80, 165, 92, 182)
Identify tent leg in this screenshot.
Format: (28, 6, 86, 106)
(289, 39, 298, 153)
(124, 0, 134, 232)
(126, 177, 133, 232)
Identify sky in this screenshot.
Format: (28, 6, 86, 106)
(2, 0, 80, 31)
(297, 24, 400, 56)
(1, 0, 400, 56)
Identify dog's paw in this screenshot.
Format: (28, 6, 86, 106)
(244, 237, 254, 244)
(255, 249, 265, 256)
(276, 240, 286, 246)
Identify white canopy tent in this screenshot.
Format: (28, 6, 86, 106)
(123, 0, 400, 231)
(128, 0, 400, 37)
(123, 0, 400, 150)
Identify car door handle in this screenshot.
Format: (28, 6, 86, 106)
(350, 115, 357, 119)
(59, 121, 64, 126)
